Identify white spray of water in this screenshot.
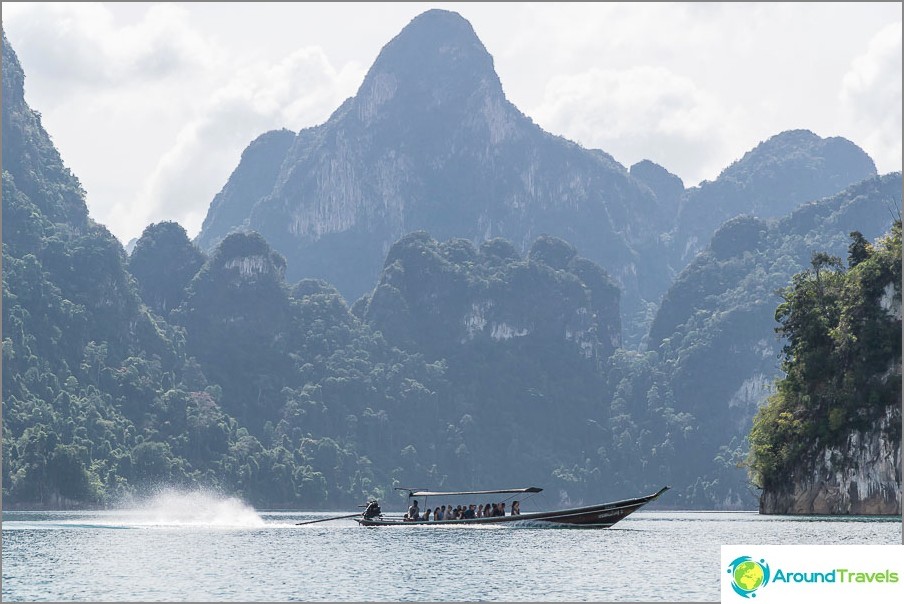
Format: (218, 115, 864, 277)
(109, 488, 266, 528)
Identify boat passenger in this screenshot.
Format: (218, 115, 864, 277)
(476, 504, 484, 518)
(363, 500, 382, 520)
(484, 503, 492, 517)
(438, 505, 446, 520)
(434, 507, 441, 521)
(463, 504, 476, 519)
(500, 502, 507, 516)
(406, 499, 420, 521)
(422, 508, 431, 521)
(511, 501, 520, 515)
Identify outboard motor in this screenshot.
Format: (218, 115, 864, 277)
(363, 500, 382, 520)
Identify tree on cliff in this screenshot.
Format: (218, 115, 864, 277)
(746, 221, 902, 491)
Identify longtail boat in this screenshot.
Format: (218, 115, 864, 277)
(352, 485, 670, 528)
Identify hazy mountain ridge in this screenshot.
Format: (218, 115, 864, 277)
(196, 10, 668, 320)
(196, 11, 879, 351)
(671, 129, 877, 267)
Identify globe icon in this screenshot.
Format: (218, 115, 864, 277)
(733, 560, 765, 592)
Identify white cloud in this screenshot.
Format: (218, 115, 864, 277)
(530, 66, 740, 185)
(2, 2, 212, 94)
(3, 2, 364, 243)
(840, 21, 903, 175)
(132, 47, 364, 240)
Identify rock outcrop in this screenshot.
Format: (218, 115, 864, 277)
(760, 405, 901, 515)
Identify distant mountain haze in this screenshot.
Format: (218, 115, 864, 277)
(196, 10, 878, 347)
(196, 9, 669, 326)
(672, 129, 877, 266)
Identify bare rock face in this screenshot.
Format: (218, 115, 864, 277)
(760, 406, 901, 515)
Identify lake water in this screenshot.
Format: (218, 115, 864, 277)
(2, 491, 901, 602)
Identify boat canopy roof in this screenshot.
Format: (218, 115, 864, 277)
(397, 487, 543, 497)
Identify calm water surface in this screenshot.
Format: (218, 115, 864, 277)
(3, 499, 901, 602)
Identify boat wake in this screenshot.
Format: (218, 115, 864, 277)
(101, 488, 266, 528)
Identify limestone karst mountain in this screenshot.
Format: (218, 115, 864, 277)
(197, 11, 878, 347)
(196, 9, 669, 319)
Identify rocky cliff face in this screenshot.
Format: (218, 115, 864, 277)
(760, 405, 901, 515)
(195, 9, 667, 317)
(197, 129, 295, 251)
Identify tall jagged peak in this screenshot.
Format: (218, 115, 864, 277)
(353, 9, 505, 124)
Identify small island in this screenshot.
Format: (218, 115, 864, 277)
(747, 225, 902, 515)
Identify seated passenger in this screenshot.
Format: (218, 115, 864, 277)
(463, 504, 476, 519)
(434, 507, 441, 521)
(511, 501, 521, 515)
(406, 500, 420, 521)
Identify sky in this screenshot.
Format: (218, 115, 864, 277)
(2, 2, 901, 246)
